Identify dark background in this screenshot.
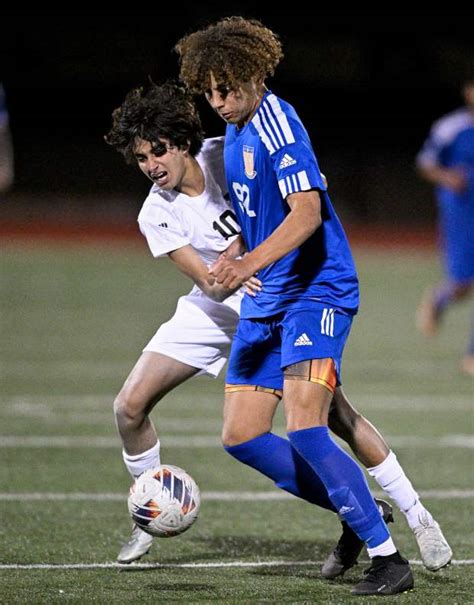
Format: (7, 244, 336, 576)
(2, 12, 473, 225)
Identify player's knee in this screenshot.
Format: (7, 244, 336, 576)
(113, 390, 147, 428)
(221, 427, 245, 447)
(222, 424, 261, 447)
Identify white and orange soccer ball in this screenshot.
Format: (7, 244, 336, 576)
(127, 465, 200, 538)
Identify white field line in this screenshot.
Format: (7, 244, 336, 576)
(0, 559, 473, 570)
(4, 404, 222, 431)
(2, 393, 473, 412)
(0, 434, 472, 448)
(0, 489, 472, 502)
(4, 357, 467, 379)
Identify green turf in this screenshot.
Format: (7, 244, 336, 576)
(0, 242, 472, 603)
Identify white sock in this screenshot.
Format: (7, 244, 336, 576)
(367, 537, 397, 558)
(368, 450, 432, 529)
(122, 441, 161, 479)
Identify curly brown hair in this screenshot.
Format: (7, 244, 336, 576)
(175, 17, 283, 93)
(105, 81, 204, 164)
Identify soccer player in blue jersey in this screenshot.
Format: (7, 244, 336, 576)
(176, 17, 421, 596)
(416, 78, 474, 376)
(106, 81, 448, 573)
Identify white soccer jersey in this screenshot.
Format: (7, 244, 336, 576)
(137, 137, 243, 377)
(138, 137, 241, 268)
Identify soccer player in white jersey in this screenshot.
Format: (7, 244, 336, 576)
(177, 17, 452, 595)
(416, 78, 474, 375)
(106, 82, 249, 562)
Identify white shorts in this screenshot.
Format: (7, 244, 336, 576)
(144, 289, 242, 377)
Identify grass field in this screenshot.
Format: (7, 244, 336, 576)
(1, 240, 473, 604)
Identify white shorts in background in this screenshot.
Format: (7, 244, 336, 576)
(144, 290, 241, 377)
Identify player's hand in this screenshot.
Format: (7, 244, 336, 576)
(243, 275, 262, 297)
(219, 235, 247, 261)
(441, 168, 468, 193)
(209, 257, 254, 289)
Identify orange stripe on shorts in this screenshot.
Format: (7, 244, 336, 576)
(284, 358, 337, 394)
(224, 384, 283, 398)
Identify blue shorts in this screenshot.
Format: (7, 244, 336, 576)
(438, 194, 474, 282)
(226, 303, 353, 391)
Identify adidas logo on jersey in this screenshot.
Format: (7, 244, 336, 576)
(294, 333, 313, 346)
(279, 154, 297, 169)
(158, 222, 168, 228)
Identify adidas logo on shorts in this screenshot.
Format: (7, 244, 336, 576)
(294, 333, 313, 346)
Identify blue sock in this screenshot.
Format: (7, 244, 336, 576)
(288, 426, 389, 548)
(224, 432, 335, 512)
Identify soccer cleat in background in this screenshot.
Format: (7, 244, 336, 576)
(413, 511, 453, 571)
(321, 498, 394, 579)
(117, 524, 153, 564)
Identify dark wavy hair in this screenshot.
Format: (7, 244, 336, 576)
(105, 81, 204, 163)
(175, 16, 283, 93)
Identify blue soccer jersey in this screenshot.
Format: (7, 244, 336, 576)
(224, 91, 359, 318)
(417, 108, 474, 281)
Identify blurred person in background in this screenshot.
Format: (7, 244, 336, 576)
(0, 83, 14, 194)
(416, 78, 474, 376)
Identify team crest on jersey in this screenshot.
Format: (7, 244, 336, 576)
(243, 145, 257, 180)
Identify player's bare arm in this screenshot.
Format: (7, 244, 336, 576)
(210, 190, 322, 289)
(168, 244, 260, 301)
(218, 233, 247, 260)
(168, 244, 239, 302)
(417, 163, 468, 193)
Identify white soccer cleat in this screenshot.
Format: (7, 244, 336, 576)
(413, 512, 452, 571)
(117, 524, 154, 564)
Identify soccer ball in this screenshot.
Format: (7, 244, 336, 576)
(127, 465, 200, 538)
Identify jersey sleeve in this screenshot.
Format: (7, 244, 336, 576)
(138, 201, 190, 258)
(416, 123, 445, 168)
(415, 110, 469, 168)
(252, 94, 327, 199)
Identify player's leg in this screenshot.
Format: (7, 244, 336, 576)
(222, 318, 334, 511)
(116, 293, 237, 563)
(281, 307, 412, 595)
(285, 367, 412, 595)
(417, 206, 473, 337)
(328, 387, 389, 466)
(222, 388, 335, 510)
(115, 351, 199, 563)
(115, 351, 199, 460)
(461, 319, 474, 376)
(328, 387, 452, 571)
(416, 280, 471, 336)
(284, 371, 393, 551)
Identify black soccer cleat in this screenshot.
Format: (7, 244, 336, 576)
(321, 498, 394, 579)
(351, 551, 414, 596)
